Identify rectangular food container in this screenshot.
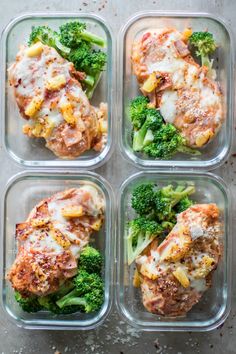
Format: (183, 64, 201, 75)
(117, 171, 231, 331)
(1, 171, 114, 330)
(0, 13, 114, 168)
(118, 12, 234, 170)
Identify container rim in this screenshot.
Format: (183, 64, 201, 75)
(117, 10, 235, 171)
(0, 169, 115, 330)
(0, 11, 115, 170)
(116, 170, 232, 331)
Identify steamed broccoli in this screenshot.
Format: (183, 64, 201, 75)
(79, 246, 103, 274)
(15, 292, 42, 313)
(131, 183, 156, 216)
(68, 44, 106, 97)
(59, 21, 106, 48)
(132, 109, 163, 151)
(56, 270, 104, 313)
(189, 31, 217, 69)
(129, 96, 199, 159)
(127, 217, 163, 265)
(129, 96, 150, 129)
(174, 196, 193, 213)
(155, 185, 195, 221)
(28, 25, 70, 56)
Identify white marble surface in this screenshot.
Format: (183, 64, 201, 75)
(0, 0, 235, 353)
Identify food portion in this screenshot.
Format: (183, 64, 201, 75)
(127, 183, 222, 317)
(8, 186, 105, 314)
(130, 28, 223, 158)
(8, 21, 108, 159)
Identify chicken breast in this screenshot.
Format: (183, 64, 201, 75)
(8, 43, 107, 158)
(136, 204, 222, 317)
(131, 28, 223, 148)
(7, 186, 105, 296)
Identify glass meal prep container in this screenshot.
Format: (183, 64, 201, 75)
(0, 13, 114, 168)
(118, 12, 234, 170)
(1, 171, 114, 330)
(117, 171, 231, 331)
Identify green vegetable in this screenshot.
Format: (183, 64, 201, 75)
(56, 270, 104, 313)
(59, 21, 106, 48)
(28, 26, 70, 56)
(129, 96, 200, 159)
(132, 109, 163, 151)
(127, 217, 163, 265)
(174, 196, 193, 213)
(131, 183, 156, 216)
(15, 292, 42, 313)
(127, 183, 195, 263)
(189, 31, 216, 69)
(154, 185, 195, 221)
(129, 96, 150, 129)
(79, 246, 103, 274)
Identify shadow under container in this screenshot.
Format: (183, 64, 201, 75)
(1, 171, 114, 330)
(118, 12, 234, 169)
(1, 13, 114, 168)
(117, 171, 231, 331)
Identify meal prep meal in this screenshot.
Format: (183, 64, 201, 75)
(130, 28, 223, 159)
(127, 183, 222, 317)
(8, 21, 108, 159)
(7, 185, 106, 314)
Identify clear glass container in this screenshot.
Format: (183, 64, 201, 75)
(1, 171, 114, 330)
(117, 171, 231, 331)
(118, 12, 234, 169)
(0, 13, 114, 168)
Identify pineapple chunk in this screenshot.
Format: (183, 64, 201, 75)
(193, 255, 215, 279)
(32, 122, 43, 137)
(182, 28, 193, 41)
(46, 74, 66, 91)
(195, 130, 214, 147)
(25, 96, 44, 117)
(22, 124, 31, 135)
(61, 205, 84, 218)
(50, 228, 71, 249)
(31, 218, 50, 228)
(91, 218, 103, 231)
(173, 267, 190, 288)
(141, 73, 161, 93)
(99, 120, 108, 133)
(60, 103, 77, 125)
(140, 263, 158, 280)
(26, 42, 43, 57)
(133, 269, 141, 288)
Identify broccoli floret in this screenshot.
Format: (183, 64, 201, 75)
(189, 31, 216, 68)
(132, 109, 163, 151)
(127, 217, 163, 264)
(68, 45, 106, 97)
(174, 196, 193, 213)
(79, 246, 103, 274)
(154, 185, 195, 221)
(129, 96, 149, 129)
(38, 295, 81, 314)
(56, 270, 104, 313)
(15, 292, 42, 313)
(57, 289, 104, 313)
(59, 21, 106, 48)
(28, 25, 70, 56)
(37, 280, 80, 314)
(131, 183, 156, 216)
(143, 134, 184, 159)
